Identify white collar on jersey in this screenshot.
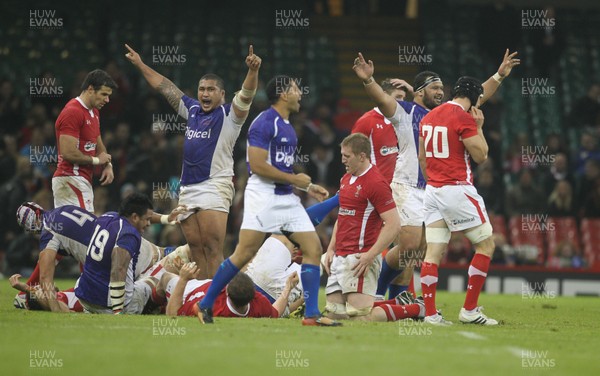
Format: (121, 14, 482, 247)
(447, 100, 467, 111)
(226, 296, 250, 317)
(349, 163, 373, 184)
(76, 97, 95, 117)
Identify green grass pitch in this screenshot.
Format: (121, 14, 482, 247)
(1, 279, 599, 376)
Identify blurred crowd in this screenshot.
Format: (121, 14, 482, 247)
(1, 64, 599, 276)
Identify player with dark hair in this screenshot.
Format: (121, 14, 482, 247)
(75, 193, 154, 314)
(53, 69, 117, 212)
(125, 44, 261, 280)
(353, 50, 520, 300)
(9, 274, 83, 312)
(14, 201, 183, 312)
(155, 262, 299, 318)
(418, 76, 497, 325)
(196, 75, 340, 326)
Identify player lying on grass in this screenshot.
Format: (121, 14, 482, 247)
(9, 274, 83, 312)
(14, 201, 184, 312)
(152, 262, 299, 319)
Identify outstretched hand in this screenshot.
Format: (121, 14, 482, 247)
(245, 45, 262, 71)
(124, 44, 143, 67)
(352, 52, 374, 81)
(497, 49, 520, 78)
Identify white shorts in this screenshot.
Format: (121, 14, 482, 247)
(245, 237, 303, 305)
(77, 281, 151, 315)
(165, 277, 211, 303)
(123, 280, 153, 314)
(391, 181, 424, 227)
(52, 176, 94, 212)
(178, 177, 234, 220)
(424, 185, 490, 232)
(325, 254, 382, 296)
(241, 189, 315, 233)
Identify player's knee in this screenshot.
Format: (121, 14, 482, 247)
(346, 303, 372, 317)
(324, 301, 347, 315)
(425, 227, 451, 244)
(465, 223, 493, 245)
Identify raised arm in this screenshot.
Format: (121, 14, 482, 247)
(480, 49, 520, 105)
(166, 262, 201, 316)
(125, 44, 184, 112)
(272, 272, 299, 317)
(463, 107, 489, 164)
(352, 52, 398, 118)
(231, 45, 261, 120)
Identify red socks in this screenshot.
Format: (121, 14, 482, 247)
(420, 262, 439, 317)
(464, 253, 491, 311)
(380, 303, 421, 321)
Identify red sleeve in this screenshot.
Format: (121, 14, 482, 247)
(368, 174, 396, 215)
(456, 110, 478, 139)
(250, 292, 279, 318)
(57, 108, 83, 138)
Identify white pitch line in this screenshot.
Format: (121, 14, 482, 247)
(505, 346, 529, 358)
(456, 331, 487, 340)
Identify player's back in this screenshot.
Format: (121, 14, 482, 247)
(246, 107, 298, 194)
(40, 205, 97, 263)
(75, 213, 141, 307)
(352, 108, 398, 183)
(419, 102, 479, 187)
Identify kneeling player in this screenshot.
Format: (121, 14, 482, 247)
(323, 134, 423, 322)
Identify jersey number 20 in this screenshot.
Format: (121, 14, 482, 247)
(87, 225, 109, 262)
(422, 125, 449, 158)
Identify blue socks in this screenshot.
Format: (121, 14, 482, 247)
(301, 264, 321, 317)
(199, 258, 240, 309)
(388, 284, 408, 298)
(306, 194, 339, 226)
(376, 258, 402, 296)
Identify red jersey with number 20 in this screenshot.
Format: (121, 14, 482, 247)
(336, 165, 396, 256)
(54, 98, 100, 182)
(419, 101, 479, 188)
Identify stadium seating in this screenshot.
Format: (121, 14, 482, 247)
(545, 216, 580, 256)
(509, 215, 546, 264)
(580, 218, 600, 268)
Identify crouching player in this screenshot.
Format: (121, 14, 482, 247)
(154, 262, 299, 319)
(74, 193, 155, 314)
(323, 134, 422, 322)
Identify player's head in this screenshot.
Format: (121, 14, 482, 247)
(80, 69, 118, 110)
(340, 133, 371, 175)
(197, 73, 226, 112)
(16, 202, 44, 234)
(118, 192, 154, 234)
(451, 76, 483, 110)
(381, 79, 408, 101)
(413, 71, 443, 109)
(266, 75, 302, 114)
(226, 273, 255, 309)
